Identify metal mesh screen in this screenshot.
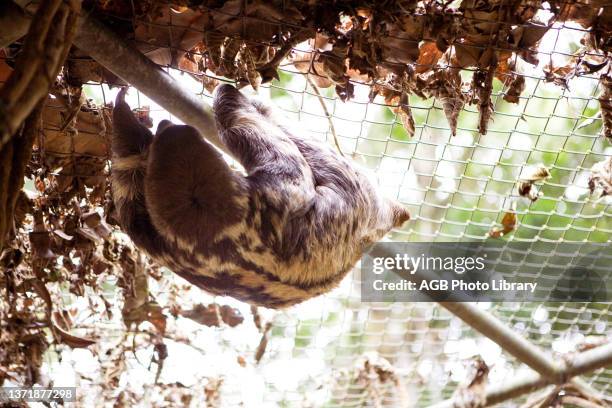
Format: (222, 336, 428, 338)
(2, 2, 611, 406)
(69, 58, 611, 406)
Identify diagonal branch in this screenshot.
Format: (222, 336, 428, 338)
(5, 1, 231, 157)
(440, 302, 563, 380)
(428, 343, 612, 408)
(307, 75, 344, 157)
(70, 14, 230, 157)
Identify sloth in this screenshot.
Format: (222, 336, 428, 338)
(111, 84, 409, 308)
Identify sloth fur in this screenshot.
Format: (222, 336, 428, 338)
(111, 84, 409, 308)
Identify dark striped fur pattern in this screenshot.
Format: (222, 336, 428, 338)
(111, 84, 410, 308)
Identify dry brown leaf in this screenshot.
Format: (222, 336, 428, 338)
(416, 41, 443, 74)
(355, 354, 399, 386)
(29, 214, 55, 259)
(518, 183, 540, 202)
(497, 56, 526, 104)
(82, 211, 112, 240)
(76, 226, 102, 244)
(420, 69, 467, 136)
(388, 93, 415, 137)
(29, 279, 52, 314)
(503, 74, 526, 104)
(544, 60, 578, 89)
(182, 303, 222, 327)
(39, 96, 111, 196)
(350, 353, 400, 405)
(52, 310, 73, 331)
(182, 303, 244, 327)
(241, 47, 262, 91)
(51, 313, 96, 348)
(219, 305, 244, 327)
(13, 191, 33, 228)
(220, 38, 242, 77)
(53, 229, 74, 241)
(320, 45, 349, 86)
(292, 52, 334, 89)
(92, 257, 112, 275)
(251, 305, 263, 331)
(471, 67, 495, 135)
(599, 76, 612, 142)
(511, 23, 550, 66)
(204, 378, 224, 406)
(398, 105, 415, 137)
(453, 43, 479, 69)
(146, 302, 167, 334)
(452, 357, 489, 408)
(0, 247, 22, 269)
(489, 210, 517, 238)
(213, 0, 303, 40)
(588, 156, 612, 196)
(254, 322, 272, 364)
(519, 165, 551, 182)
(32, 0, 610, 143)
(120, 249, 166, 333)
(495, 51, 513, 79)
(134, 7, 210, 68)
(124, 301, 167, 334)
(390, 16, 424, 64)
(557, 1, 600, 27)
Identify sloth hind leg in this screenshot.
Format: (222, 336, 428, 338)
(145, 125, 247, 247)
(111, 89, 168, 255)
(112, 88, 153, 158)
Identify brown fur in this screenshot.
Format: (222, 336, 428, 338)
(111, 85, 409, 308)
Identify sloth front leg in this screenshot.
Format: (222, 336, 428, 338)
(144, 124, 248, 251)
(213, 84, 315, 215)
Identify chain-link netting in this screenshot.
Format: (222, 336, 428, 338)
(1, 0, 611, 406)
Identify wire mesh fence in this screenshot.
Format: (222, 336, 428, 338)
(73, 60, 612, 408)
(1, 0, 611, 406)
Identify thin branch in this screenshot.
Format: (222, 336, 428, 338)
(428, 343, 612, 408)
(440, 301, 563, 380)
(307, 75, 345, 157)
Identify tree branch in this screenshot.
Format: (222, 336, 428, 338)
(429, 343, 612, 408)
(71, 14, 230, 156)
